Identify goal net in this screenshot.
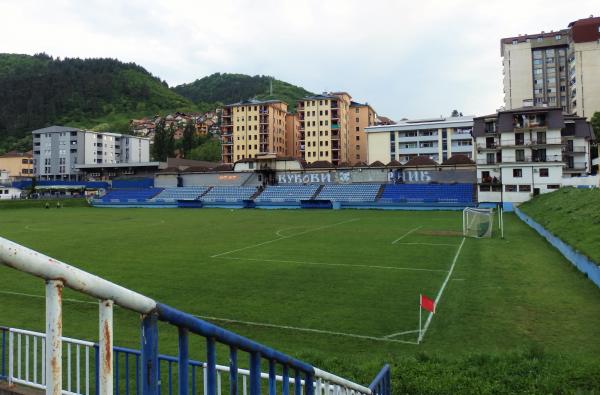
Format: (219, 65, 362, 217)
(463, 208, 494, 238)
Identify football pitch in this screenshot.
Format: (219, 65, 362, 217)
(1, 206, 600, 373)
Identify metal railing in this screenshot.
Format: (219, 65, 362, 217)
(0, 236, 389, 395)
(2, 327, 371, 395)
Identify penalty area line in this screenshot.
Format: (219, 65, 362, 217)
(418, 237, 466, 343)
(394, 242, 460, 247)
(215, 256, 449, 273)
(391, 226, 422, 244)
(0, 290, 418, 345)
(210, 218, 360, 258)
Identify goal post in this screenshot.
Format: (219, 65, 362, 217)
(463, 207, 495, 238)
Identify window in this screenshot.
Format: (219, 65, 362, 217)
(479, 185, 491, 192)
(505, 185, 517, 192)
(516, 149, 525, 162)
(513, 169, 522, 178)
(519, 185, 531, 192)
(512, 39, 518, 45)
(356, 136, 360, 141)
(547, 184, 560, 189)
(355, 126, 359, 131)
(539, 168, 549, 177)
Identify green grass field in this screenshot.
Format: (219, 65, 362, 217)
(1, 206, 600, 393)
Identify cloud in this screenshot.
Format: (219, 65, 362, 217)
(0, 0, 597, 120)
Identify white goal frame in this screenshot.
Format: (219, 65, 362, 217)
(463, 207, 496, 238)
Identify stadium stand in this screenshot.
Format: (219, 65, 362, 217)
(111, 178, 154, 189)
(316, 184, 381, 202)
(99, 188, 163, 203)
(201, 186, 258, 202)
(380, 183, 474, 203)
(255, 185, 320, 202)
(151, 186, 209, 202)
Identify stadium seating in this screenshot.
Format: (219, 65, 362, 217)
(380, 183, 474, 203)
(255, 185, 320, 202)
(316, 184, 381, 202)
(151, 187, 209, 202)
(201, 186, 258, 202)
(100, 188, 163, 202)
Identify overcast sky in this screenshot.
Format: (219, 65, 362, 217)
(1, 0, 597, 120)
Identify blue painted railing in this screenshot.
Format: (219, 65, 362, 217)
(0, 327, 6, 381)
(0, 236, 388, 395)
(0, 326, 389, 395)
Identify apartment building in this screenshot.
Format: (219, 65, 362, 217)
(32, 126, 150, 180)
(297, 92, 352, 166)
(568, 17, 600, 118)
(501, 16, 600, 117)
(473, 106, 594, 203)
(221, 99, 288, 164)
(285, 113, 301, 159)
(0, 151, 33, 179)
(348, 102, 377, 164)
(365, 116, 474, 165)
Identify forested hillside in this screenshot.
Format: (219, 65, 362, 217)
(0, 53, 200, 153)
(173, 73, 313, 111)
(0, 54, 314, 155)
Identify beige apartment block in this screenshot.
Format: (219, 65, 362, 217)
(297, 92, 352, 166)
(0, 151, 33, 178)
(221, 99, 288, 163)
(348, 102, 377, 164)
(569, 17, 600, 118)
(284, 113, 301, 159)
(501, 30, 569, 111)
(501, 16, 600, 119)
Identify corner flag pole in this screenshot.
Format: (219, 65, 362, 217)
(418, 294, 422, 344)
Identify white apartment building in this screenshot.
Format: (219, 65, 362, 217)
(365, 116, 474, 165)
(32, 126, 150, 180)
(473, 106, 594, 203)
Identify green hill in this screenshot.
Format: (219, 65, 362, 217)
(173, 73, 313, 111)
(520, 187, 600, 262)
(0, 53, 200, 153)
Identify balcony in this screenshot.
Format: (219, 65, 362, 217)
(562, 146, 587, 154)
(331, 123, 340, 130)
(330, 101, 339, 110)
(477, 143, 499, 150)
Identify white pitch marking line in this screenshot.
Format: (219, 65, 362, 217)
(0, 290, 418, 345)
(0, 290, 96, 305)
(215, 256, 449, 273)
(394, 242, 459, 247)
(384, 329, 421, 339)
(211, 218, 360, 258)
(418, 237, 466, 343)
(193, 315, 419, 345)
(275, 226, 305, 238)
(391, 226, 422, 244)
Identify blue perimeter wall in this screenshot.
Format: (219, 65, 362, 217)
(515, 207, 600, 289)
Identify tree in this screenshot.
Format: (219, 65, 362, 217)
(182, 120, 196, 157)
(451, 110, 463, 117)
(166, 123, 176, 159)
(152, 118, 167, 161)
(188, 139, 221, 162)
(591, 112, 600, 141)
(591, 112, 600, 162)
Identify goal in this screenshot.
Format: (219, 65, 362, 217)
(463, 208, 495, 238)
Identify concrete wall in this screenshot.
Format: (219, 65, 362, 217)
(572, 40, 600, 118)
(503, 42, 533, 109)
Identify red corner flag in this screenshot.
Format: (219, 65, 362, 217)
(420, 294, 436, 314)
